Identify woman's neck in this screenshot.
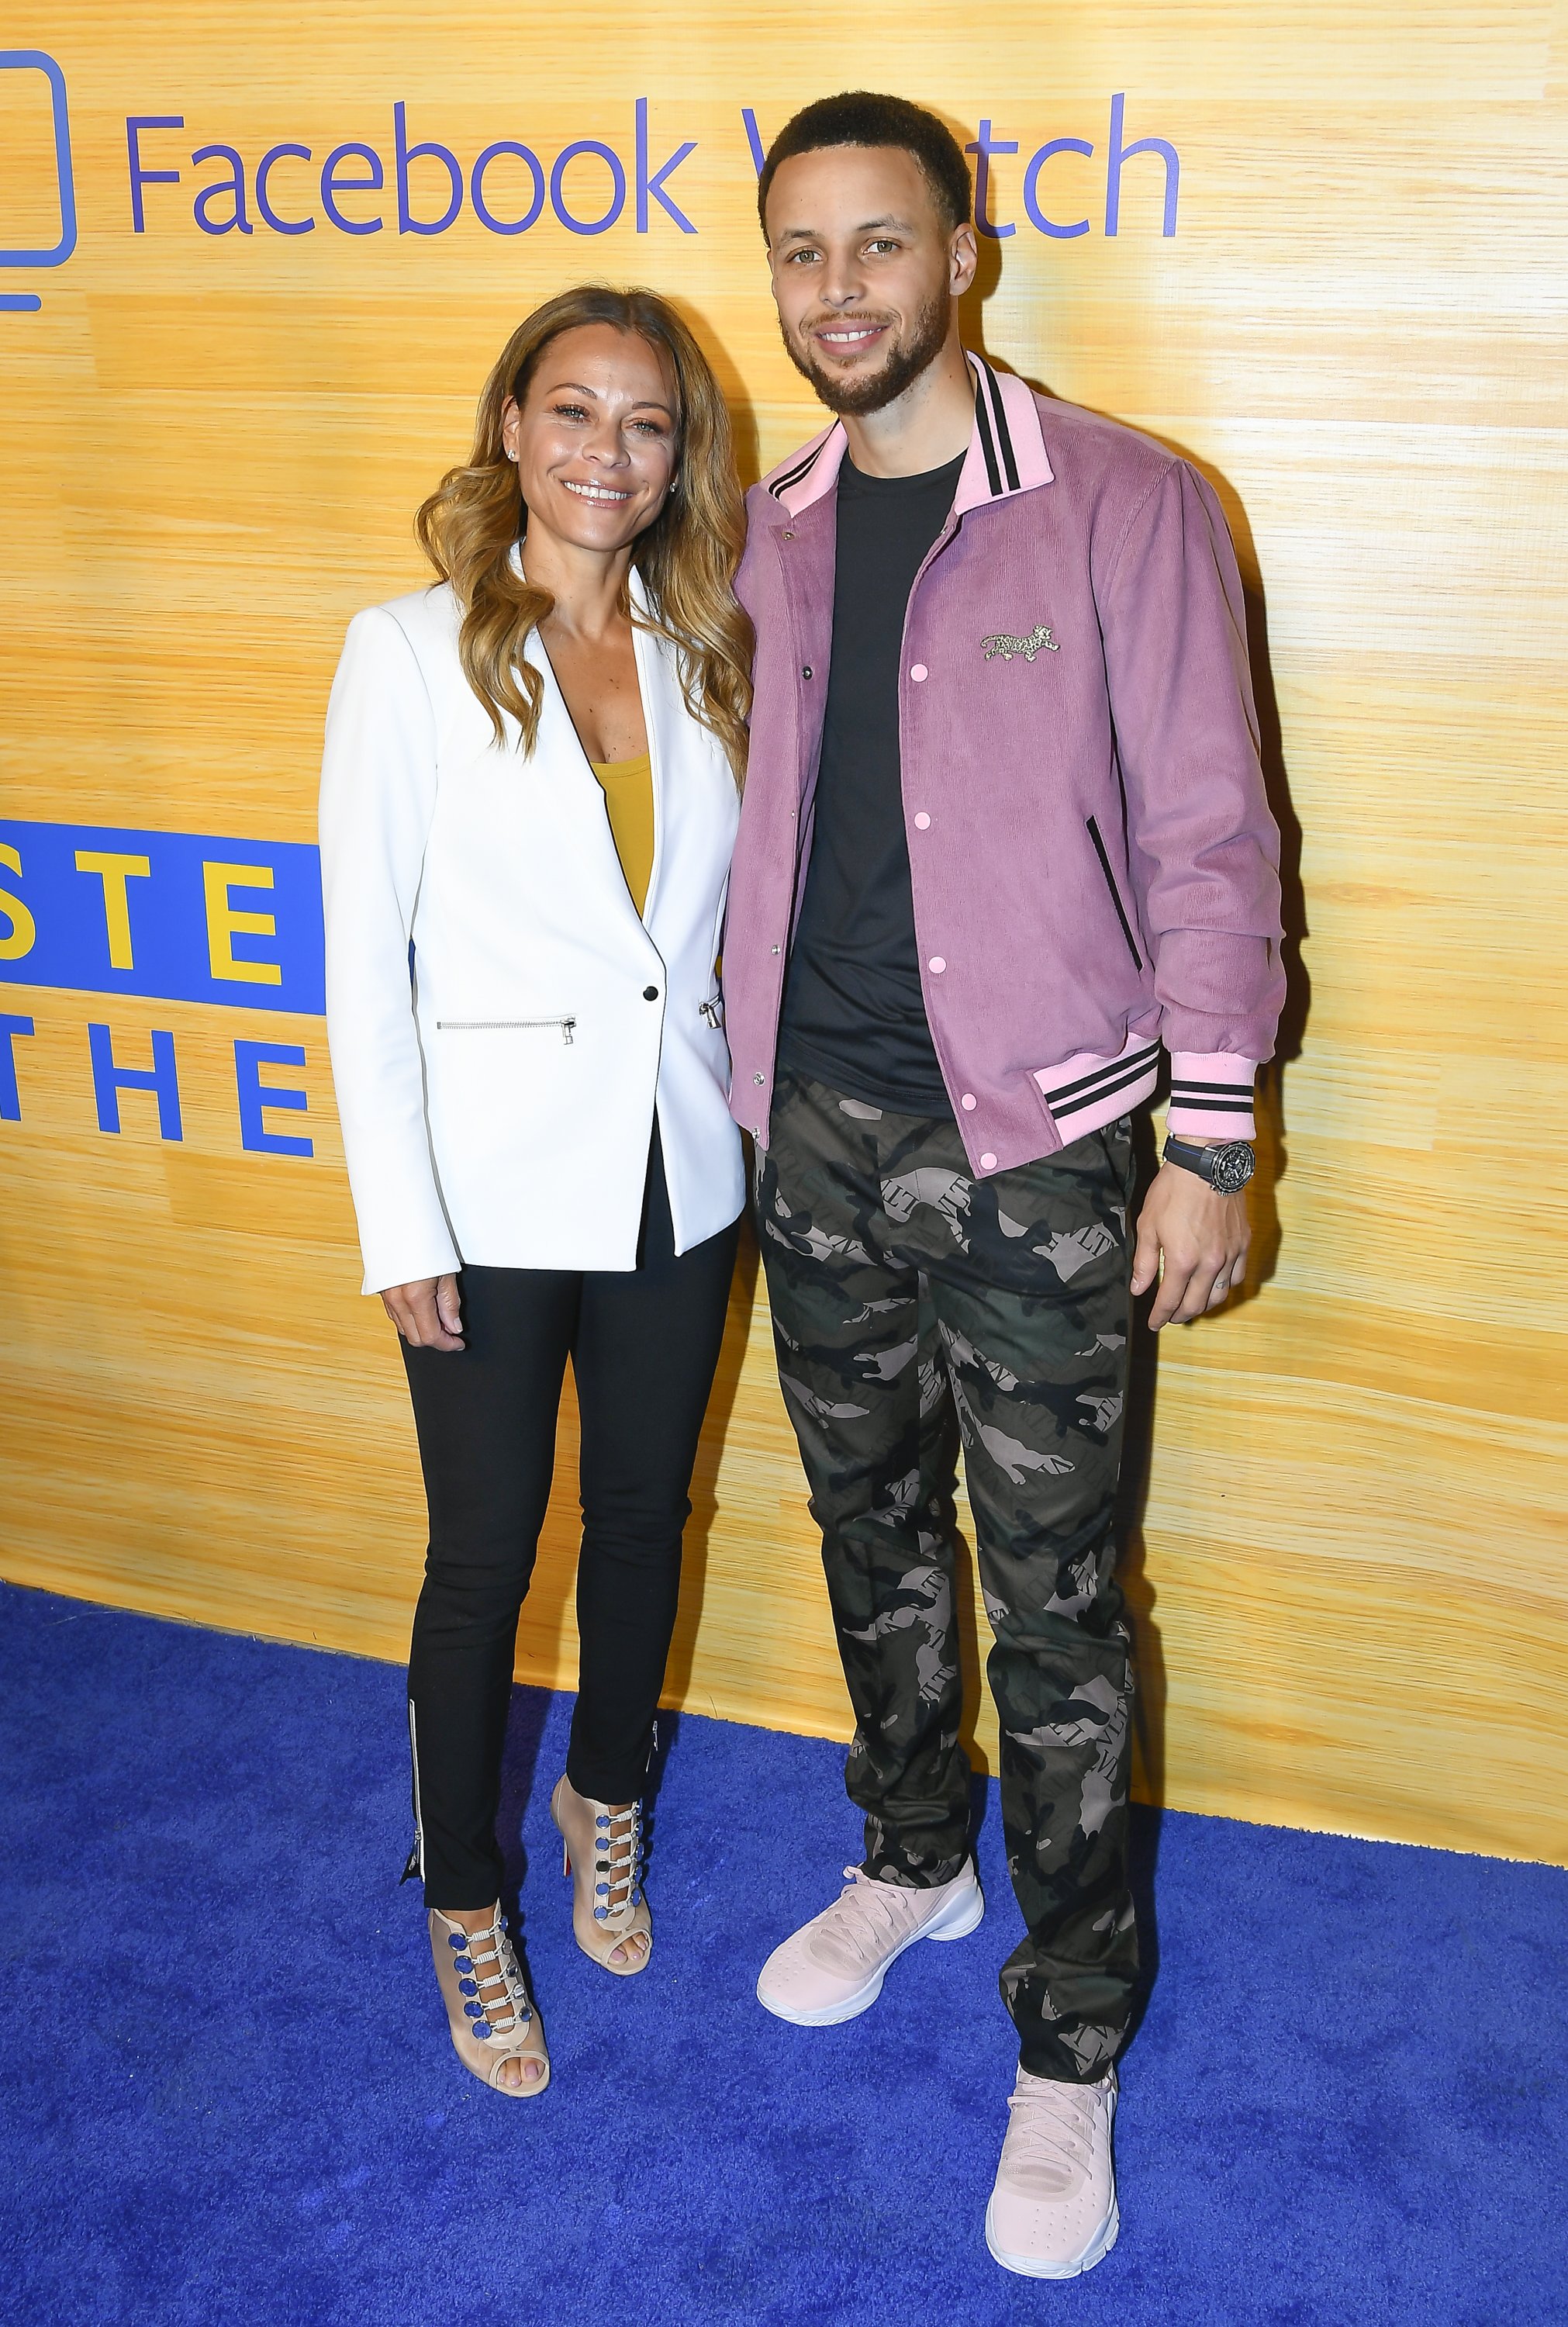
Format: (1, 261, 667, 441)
(522, 518, 634, 644)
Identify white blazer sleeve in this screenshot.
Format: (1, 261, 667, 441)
(319, 603, 461, 1295)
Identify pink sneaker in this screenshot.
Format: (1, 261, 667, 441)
(755, 1862, 984, 2026)
(985, 2064, 1119, 2278)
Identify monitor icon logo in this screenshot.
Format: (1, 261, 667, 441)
(0, 50, 77, 313)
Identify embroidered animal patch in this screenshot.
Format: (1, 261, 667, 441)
(981, 624, 1060, 662)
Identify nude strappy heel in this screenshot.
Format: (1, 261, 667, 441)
(550, 1776, 653, 1976)
(427, 1905, 550, 2095)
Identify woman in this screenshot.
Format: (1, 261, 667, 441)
(319, 288, 751, 2097)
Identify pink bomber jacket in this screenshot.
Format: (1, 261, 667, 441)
(720, 353, 1286, 1175)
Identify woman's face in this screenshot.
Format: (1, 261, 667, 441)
(502, 323, 681, 556)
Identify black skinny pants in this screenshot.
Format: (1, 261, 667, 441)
(402, 1136, 739, 1910)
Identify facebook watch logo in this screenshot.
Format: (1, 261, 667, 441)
(0, 51, 76, 312)
(2, 61, 1179, 289)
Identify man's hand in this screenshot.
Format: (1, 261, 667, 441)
(380, 1273, 465, 1351)
(1131, 1164, 1249, 1331)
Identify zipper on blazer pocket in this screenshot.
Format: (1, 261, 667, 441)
(1084, 816, 1143, 973)
(699, 994, 724, 1029)
(437, 1016, 576, 1045)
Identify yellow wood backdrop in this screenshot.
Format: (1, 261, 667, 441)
(2, 3, 1564, 1864)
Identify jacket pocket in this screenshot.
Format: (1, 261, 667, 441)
(1085, 816, 1143, 973)
(437, 1016, 576, 1046)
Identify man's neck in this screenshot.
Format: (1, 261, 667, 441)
(840, 329, 975, 479)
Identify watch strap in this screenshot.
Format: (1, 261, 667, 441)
(1162, 1134, 1214, 1183)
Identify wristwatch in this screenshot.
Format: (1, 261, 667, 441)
(1162, 1132, 1255, 1195)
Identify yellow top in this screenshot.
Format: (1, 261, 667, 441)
(588, 749, 654, 918)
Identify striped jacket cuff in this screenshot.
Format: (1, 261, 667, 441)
(1166, 1053, 1259, 1141)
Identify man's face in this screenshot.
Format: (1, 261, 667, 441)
(764, 144, 977, 417)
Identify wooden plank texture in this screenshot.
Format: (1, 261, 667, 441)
(2, 2, 1563, 1863)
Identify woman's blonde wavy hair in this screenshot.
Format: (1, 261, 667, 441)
(416, 287, 752, 782)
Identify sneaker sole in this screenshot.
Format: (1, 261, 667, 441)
(755, 1877, 985, 2028)
(984, 2193, 1119, 2280)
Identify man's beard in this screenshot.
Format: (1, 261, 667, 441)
(782, 289, 952, 417)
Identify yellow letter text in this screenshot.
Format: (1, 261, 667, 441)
(74, 851, 153, 971)
(0, 843, 37, 963)
(203, 862, 283, 987)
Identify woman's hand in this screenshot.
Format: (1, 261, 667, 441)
(380, 1274, 465, 1351)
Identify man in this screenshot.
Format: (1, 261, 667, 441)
(724, 92, 1283, 2278)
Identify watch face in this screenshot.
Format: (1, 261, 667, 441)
(1208, 1141, 1256, 1195)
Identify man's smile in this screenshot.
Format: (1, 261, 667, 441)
(810, 320, 892, 354)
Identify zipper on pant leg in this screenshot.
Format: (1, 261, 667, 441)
(400, 1696, 426, 1886)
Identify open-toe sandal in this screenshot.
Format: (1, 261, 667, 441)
(428, 1905, 550, 2095)
(550, 1776, 653, 1976)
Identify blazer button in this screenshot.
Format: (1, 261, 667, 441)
(927, 956, 946, 974)
(802, 666, 813, 679)
(782, 530, 796, 541)
(643, 985, 659, 1001)
(980, 1152, 998, 1170)
(913, 812, 931, 831)
(754, 1071, 765, 1084)
(910, 663, 928, 682)
(961, 1093, 977, 1110)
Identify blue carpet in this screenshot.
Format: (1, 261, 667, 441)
(0, 1582, 1564, 2326)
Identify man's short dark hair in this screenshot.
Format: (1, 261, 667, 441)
(757, 92, 973, 240)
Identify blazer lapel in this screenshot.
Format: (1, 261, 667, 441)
(630, 571, 676, 933)
(518, 582, 658, 954)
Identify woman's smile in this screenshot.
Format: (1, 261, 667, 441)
(560, 477, 634, 503)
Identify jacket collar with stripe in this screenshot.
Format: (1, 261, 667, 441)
(760, 351, 1054, 520)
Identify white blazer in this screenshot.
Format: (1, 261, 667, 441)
(319, 567, 744, 1293)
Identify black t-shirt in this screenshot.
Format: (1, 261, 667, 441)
(775, 449, 965, 1115)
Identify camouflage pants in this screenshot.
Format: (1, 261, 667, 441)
(755, 1070, 1139, 2083)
